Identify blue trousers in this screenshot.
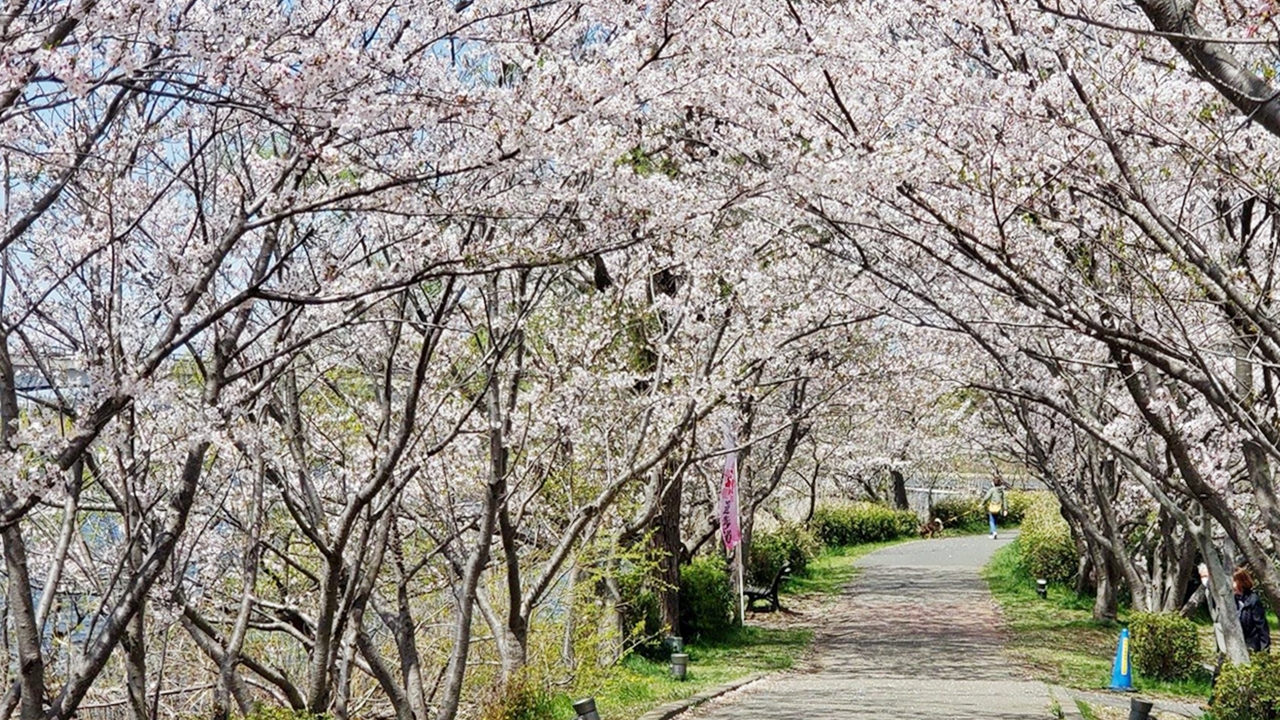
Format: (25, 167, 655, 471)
(989, 512, 998, 535)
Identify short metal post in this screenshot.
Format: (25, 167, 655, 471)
(670, 652, 688, 681)
(573, 697, 601, 720)
(1036, 579, 1048, 599)
(1129, 698, 1153, 720)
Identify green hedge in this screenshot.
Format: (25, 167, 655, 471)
(679, 555, 735, 640)
(811, 502, 918, 546)
(1018, 493, 1078, 583)
(1212, 652, 1280, 720)
(748, 523, 822, 585)
(1129, 612, 1201, 681)
(929, 489, 1038, 533)
(930, 496, 985, 532)
(1003, 489, 1036, 524)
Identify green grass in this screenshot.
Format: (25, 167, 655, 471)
(783, 539, 905, 595)
(571, 625, 812, 719)
(984, 541, 1213, 701)
(1075, 699, 1100, 720)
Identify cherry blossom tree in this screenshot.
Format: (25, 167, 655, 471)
(11, 0, 1280, 715)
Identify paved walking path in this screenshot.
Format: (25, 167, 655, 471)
(686, 534, 1054, 719)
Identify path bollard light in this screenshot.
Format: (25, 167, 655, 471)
(670, 652, 689, 681)
(573, 697, 601, 720)
(1128, 698, 1154, 720)
(1036, 579, 1048, 599)
(665, 635, 684, 653)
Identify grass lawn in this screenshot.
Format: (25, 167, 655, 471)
(784, 539, 909, 595)
(571, 625, 812, 719)
(984, 542, 1213, 701)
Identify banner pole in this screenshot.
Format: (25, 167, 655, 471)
(734, 455, 745, 624)
(737, 545, 746, 624)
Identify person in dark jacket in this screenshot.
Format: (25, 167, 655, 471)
(1234, 567, 1272, 653)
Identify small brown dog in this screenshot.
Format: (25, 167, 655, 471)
(918, 518, 944, 539)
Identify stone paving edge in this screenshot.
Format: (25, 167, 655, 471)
(1047, 685, 1084, 720)
(632, 672, 770, 720)
(1050, 685, 1205, 720)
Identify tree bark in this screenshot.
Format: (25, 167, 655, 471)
(215, 454, 265, 720)
(2, 524, 45, 720)
(0, 335, 44, 720)
(890, 469, 909, 511)
(435, 362, 507, 720)
(121, 607, 148, 720)
(391, 531, 429, 720)
(1136, 0, 1280, 139)
(1195, 523, 1251, 664)
(1092, 550, 1118, 623)
(655, 458, 683, 636)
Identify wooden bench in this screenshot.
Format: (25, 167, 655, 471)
(745, 563, 791, 613)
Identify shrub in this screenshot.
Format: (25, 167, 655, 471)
(930, 496, 985, 532)
(477, 673, 558, 720)
(1017, 493, 1078, 583)
(616, 560, 663, 646)
(748, 523, 822, 585)
(1003, 489, 1037, 524)
(1129, 612, 1201, 681)
(929, 490, 1036, 532)
(679, 555, 735, 640)
(811, 502, 918, 546)
(1211, 653, 1280, 720)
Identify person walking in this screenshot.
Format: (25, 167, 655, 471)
(981, 477, 1007, 540)
(1234, 567, 1272, 653)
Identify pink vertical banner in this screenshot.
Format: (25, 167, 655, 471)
(720, 452, 741, 551)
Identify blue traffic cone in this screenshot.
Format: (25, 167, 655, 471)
(1109, 627, 1134, 691)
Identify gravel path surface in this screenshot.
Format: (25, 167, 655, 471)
(684, 533, 1054, 720)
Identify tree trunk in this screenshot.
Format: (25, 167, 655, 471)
(655, 458, 683, 636)
(1136, 0, 1280, 139)
(804, 465, 818, 525)
(1074, 554, 1092, 598)
(435, 368, 507, 720)
(123, 493, 149, 720)
(1094, 553, 1119, 622)
(306, 555, 343, 712)
(1196, 527, 1251, 664)
(0, 337, 43, 720)
(122, 608, 148, 720)
(891, 469, 909, 511)
(392, 532, 429, 720)
(1115, 355, 1280, 609)
(217, 456, 266, 720)
(496, 504, 527, 685)
(2, 524, 45, 720)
